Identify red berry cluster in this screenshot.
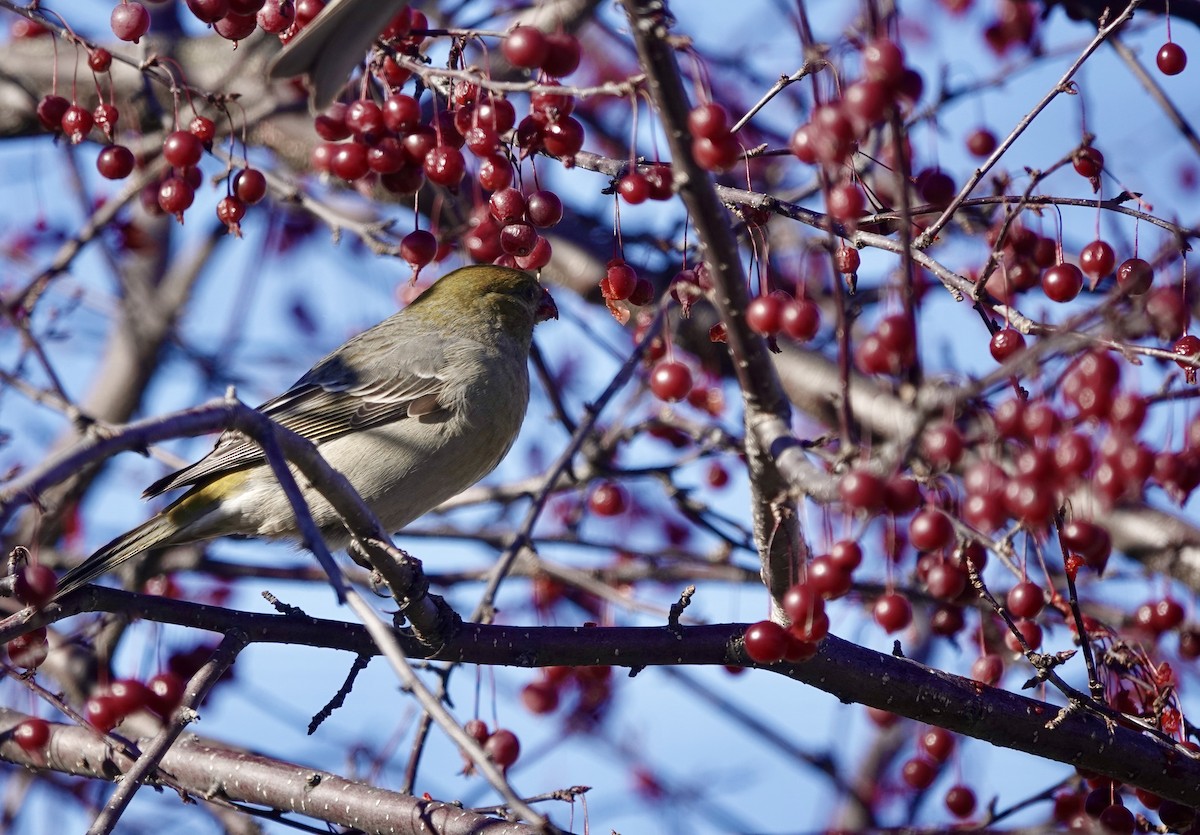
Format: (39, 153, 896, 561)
(1054, 772, 1198, 834)
(600, 259, 653, 306)
(520, 664, 614, 727)
(617, 162, 673, 205)
(979, 223, 1059, 303)
(82, 672, 184, 731)
(982, 0, 1037, 55)
(461, 719, 522, 772)
(5, 627, 49, 669)
(854, 312, 916, 376)
(746, 291, 821, 342)
(742, 540, 864, 664)
(686, 102, 741, 173)
(501, 25, 581, 78)
(789, 37, 922, 225)
(899, 726, 959, 793)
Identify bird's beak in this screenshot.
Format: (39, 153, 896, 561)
(536, 287, 559, 322)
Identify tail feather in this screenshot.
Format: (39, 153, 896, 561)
(54, 513, 178, 600)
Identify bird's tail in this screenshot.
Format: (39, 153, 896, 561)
(53, 513, 179, 600)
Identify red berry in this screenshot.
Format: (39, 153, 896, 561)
(36, 95, 69, 131)
(840, 468, 886, 514)
(257, 0, 294, 32)
(146, 672, 186, 717)
(515, 236, 552, 271)
(1042, 263, 1083, 302)
(158, 177, 195, 217)
(214, 12, 257, 40)
(692, 135, 740, 172)
(541, 32, 581, 77)
(971, 653, 1004, 685)
(499, 222, 537, 257)
(400, 230, 438, 268)
(830, 540, 863, 572)
(782, 583, 824, 624)
(186, 0, 230, 24)
(945, 785, 977, 818)
(1116, 257, 1153, 295)
(989, 328, 1025, 362)
(874, 592, 912, 633)
(1157, 42, 1188, 75)
(108, 678, 151, 716)
(909, 508, 955, 552)
(526, 190, 563, 228)
(14, 563, 57, 607)
(916, 168, 955, 208)
(424, 145, 466, 188)
(502, 26, 549, 69)
(6, 628, 48, 669)
(746, 295, 785, 335)
(88, 47, 114, 73)
(85, 695, 121, 732)
(618, 172, 650, 205)
(807, 555, 852, 601)
(111, 1, 151, 42)
(589, 482, 627, 516)
(489, 188, 526, 224)
(901, 756, 937, 789)
(232, 168, 267, 204)
(781, 298, 820, 341)
(1079, 239, 1116, 280)
(542, 117, 584, 158)
(882, 475, 920, 515)
(484, 728, 521, 768)
(922, 422, 964, 467)
(464, 718, 489, 744)
(97, 145, 136, 180)
(603, 262, 637, 300)
(13, 718, 51, 752)
(827, 182, 865, 222)
(86, 104, 114, 142)
(743, 620, 788, 663)
(920, 726, 956, 762)
(1098, 803, 1135, 834)
(1073, 146, 1105, 178)
(649, 361, 692, 402)
(687, 103, 731, 140)
(790, 124, 816, 163)
(863, 38, 906, 86)
(966, 128, 997, 158)
(1006, 581, 1045, 618)
(184, 115, 218, 145)
(1171, 333, 1200, 369)
(331, 143, 369, 181)
(61, 105, 94, 144)
(520, 680, 560, 714)
(530, 84, 575, 123)
(834, 246, 860, 274)
(843, 79, 891, 126)
(382, 95, 420, 133)
(344, 99, 385, 138)
(925, 560, 967, 600)
(164, 130, 204, 167)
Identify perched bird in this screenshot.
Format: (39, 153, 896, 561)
(54, 266, 558, 599)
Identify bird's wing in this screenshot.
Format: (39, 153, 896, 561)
(143, 344, 449, 498)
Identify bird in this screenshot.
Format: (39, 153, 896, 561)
(53, 265, 558, 599)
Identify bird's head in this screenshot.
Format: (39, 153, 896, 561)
(412, 266, 558, 339)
